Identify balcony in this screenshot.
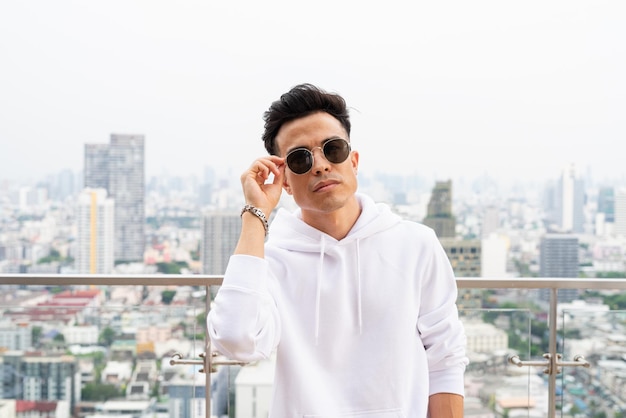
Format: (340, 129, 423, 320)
(1, 274, 626, 418)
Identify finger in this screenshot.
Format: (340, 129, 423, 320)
(266, 155, 285, 177)
(272, 162, 285, 186)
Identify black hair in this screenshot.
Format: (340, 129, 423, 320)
(262, 83, 351, 155)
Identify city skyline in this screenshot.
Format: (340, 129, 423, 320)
(1, 1, 625, 185)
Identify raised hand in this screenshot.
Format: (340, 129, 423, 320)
(240, 155, 285, 218)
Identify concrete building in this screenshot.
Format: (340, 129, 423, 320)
(166, 373, 206, 418)
(201, 211, 241, 275)
(556, 164, 585, 233)
(235, 355, 275, 418)
(0, 352, 80, 412)
(615, 187, 626, 238)
(75, 188, 114, 274)
(481, 234, 508, 278)
(84, 134, 145, 263)
(0, 321, 32, 351)
(539, 233, 579, 302)
(422, 180, 456, 238)
(462, 321, 509, 354)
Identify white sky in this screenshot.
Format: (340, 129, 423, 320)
(1, 1, 625, 186)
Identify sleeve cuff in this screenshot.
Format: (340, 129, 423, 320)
(222, 254, 269, 293)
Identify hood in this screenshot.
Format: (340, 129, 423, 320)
(266, 193, 402, 344)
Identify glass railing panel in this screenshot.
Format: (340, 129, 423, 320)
(560, 306, 626, 417)
(0, 284, 208, 418)
(459, 292, 538, 417)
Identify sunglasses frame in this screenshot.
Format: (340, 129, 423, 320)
(285, 137, 352, 175)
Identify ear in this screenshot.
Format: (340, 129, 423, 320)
(283, 176, 293, 195)
(351, 150, 359, 175)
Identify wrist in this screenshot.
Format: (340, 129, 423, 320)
(240, 204, 269, 236)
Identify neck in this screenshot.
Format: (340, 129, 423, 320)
(301, 196, 361, 240)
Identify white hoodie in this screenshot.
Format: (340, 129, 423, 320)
(208, 193, 468, 418)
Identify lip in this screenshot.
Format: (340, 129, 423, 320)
(312, 179, 339, 192)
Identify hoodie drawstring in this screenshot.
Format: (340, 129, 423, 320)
(314, 235, 325, 345)
(356, 239, 363, 335)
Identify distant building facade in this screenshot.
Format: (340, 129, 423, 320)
(75, 188, 114, 274)
(0, 321, 32, 351)
(0, 351, 79, 411)
(84, 134, 145, 263)
(166, 375, 206, 418)
(422, 180, 455, 238)
(423, 180, 482, 308)
(201, 211, 241, 275)
(597, 187, 615, 223)
(615, 188, 626, 238)
(539, 233, 579, 302)
(556, 164, 585, 233)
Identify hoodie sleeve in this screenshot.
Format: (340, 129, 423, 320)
(416, 231, 468, 397)
(207, 254, 281, 362)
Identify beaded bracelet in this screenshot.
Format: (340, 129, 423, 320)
(240, 204, 269, 236)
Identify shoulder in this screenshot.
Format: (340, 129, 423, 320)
(393, 218, 439, 240)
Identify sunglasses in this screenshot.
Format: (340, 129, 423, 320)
(285, 138, 352, 175)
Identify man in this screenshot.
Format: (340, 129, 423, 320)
(207, 83, 468, 417)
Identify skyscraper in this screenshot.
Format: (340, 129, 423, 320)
(556, 164, 585, 233)
(201, 211, 241, 275)
(84, 143, 109, 190)
(597, 187, 615, 223)
(84, 134, 145, 263)
(422, 180, 456, 238)
(76, 188, 114, 274)
(539, 233, 579, 302)
(423, 180, 481, 308)
(615, 188, 626, 237)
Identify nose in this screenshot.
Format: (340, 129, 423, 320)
(310, 146, 330, 174)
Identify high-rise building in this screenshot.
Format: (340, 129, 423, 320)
(597, 187, 615, 223)
(539, 233, 579, 302)
(556, 164, 585, 233)
(165, 373, 206, 418)
(0, 320, 32, 351)
(108, 134, 145, 262)
(481, 206, 499, 238)
(53, 169, 76, 202)
(423, 181, 481, 308)
(76, 188, 114, 274)
(84, 134, 145, 263)
(0, 351, 79, 411)
(422, 180, 455, 238)
(614, 188, 626, 238)
(201, 211, 241, 275)
(481, 234, 508, 278)
(84, 144, 109, 190)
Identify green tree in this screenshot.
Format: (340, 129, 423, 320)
(32, 326, 43, 347)
(99, 327, 116, 347)
(162, 290, 176, 305)
(82, 383, 122, 401)
(604, 292, 626, 310)
(156, 261, 189, 274)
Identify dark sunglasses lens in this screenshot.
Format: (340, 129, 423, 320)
(323, 139, 351, 163)
(286, 149, 313, 174)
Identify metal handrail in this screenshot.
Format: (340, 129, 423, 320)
(3, 274, 626, 289)
(2, 273, 626, 418)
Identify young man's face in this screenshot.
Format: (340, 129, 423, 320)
(276, 111, 359, 218)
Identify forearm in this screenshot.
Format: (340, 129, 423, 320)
(428, 393, 463, 418)
(235, 210, 269, 258)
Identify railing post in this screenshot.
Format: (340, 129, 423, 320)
(205, 285, 212, 418)
(508, 287, 590, 418)
(547, 287, 557, 418)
